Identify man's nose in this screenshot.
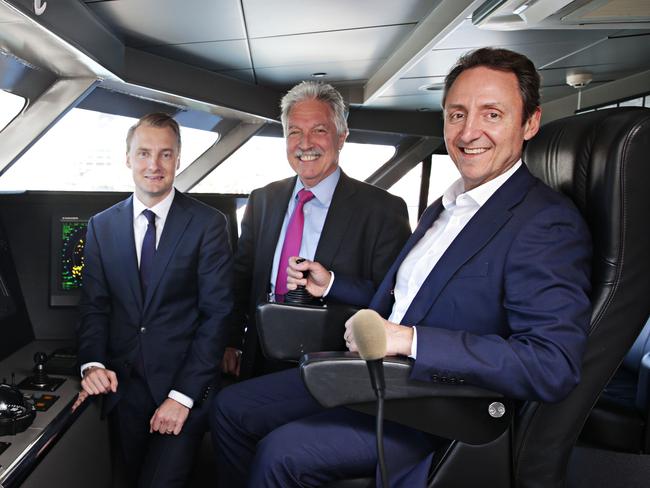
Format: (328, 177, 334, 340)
(299, 132, 313, 150)
(459, 113, 482, 142)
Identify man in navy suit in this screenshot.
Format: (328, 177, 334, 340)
(212, 48, 592, 486)
(77, 113, 233, 487)
(220, 81, 410, 379)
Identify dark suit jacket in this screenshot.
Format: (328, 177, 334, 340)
(332, 164, 592, 402)
(229, 170, 411, 378)
(77, 191, 233, 413)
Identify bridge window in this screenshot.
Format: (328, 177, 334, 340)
(388, 155, 459, 229)
(0, 108, 218, 191)
(0, 89, 25, 132)
(190, 136, 395, 194)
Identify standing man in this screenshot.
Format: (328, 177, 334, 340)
(213, 48, 592, 487)
(221, 81, 410, 379)
(77, 113, 233, 487)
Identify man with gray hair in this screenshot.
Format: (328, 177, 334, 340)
(221, 80, 410, 379)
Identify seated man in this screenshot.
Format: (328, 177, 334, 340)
(211, 47, 592, 487)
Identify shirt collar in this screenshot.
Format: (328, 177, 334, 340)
(133, 187, 176, 219)
(442, 160, 522, 209)
(293, 167, 341, 207)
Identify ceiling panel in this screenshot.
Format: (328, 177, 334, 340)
(214, 69, 257, 84)
(254, 59, 383, 87)
(436, 19, 616, 51)
(250, 25, 413, 68)
(87, 0, 246, 46)
(544, 33, 650, 73)
(367, 92, 445, 112)
(242, 0, 437, 38)
(142, 39, 251, 71)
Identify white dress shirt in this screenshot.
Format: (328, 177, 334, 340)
(391, 162, 523, 357)
(82, 189, 194, 409)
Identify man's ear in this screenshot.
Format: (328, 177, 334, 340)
(126, 154, 132, 169)
(524, 108, 542, 141)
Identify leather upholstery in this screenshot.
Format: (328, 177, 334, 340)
(515, 107, 650, 486)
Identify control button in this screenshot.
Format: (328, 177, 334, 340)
(140, 327, 147, 334)
(431, 375, 439, 382)
(488, 402, 506, 418)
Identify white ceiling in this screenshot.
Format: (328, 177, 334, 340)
(85, 0, 650, 111)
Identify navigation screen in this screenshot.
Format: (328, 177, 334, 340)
(60, 219, 88, 291)
(50, 216, 88, 307)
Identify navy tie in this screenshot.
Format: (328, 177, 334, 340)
(140, 209, 156, 294)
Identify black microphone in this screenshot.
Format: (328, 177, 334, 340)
(350, 309, 388, 488)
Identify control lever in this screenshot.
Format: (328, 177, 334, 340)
(285, 258, 319, 305)
(31, 352, 50, 389)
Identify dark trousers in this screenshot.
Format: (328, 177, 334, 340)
(211, 368, 439, 487)
(109, 373, 210, 488)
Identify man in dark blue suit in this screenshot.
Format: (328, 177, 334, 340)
(212, 48, 592, 486)
(76, 113, 233, 487)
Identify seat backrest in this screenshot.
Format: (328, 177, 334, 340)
(515, 107, 650, 487)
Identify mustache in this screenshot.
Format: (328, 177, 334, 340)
(294, 149, 322, 158)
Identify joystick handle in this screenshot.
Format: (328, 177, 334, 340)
(32, 351, 49, 387)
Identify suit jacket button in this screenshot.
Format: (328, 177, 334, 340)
(140, 326, 147, 334)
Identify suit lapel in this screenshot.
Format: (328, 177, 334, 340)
(113, 196, 143, 308)
(401, 165, 535, 326)
(314, 171, 355, 268)
(257, 177, 295, 288)
(370, 200, 444, 316)
(142, 192, 192, 311)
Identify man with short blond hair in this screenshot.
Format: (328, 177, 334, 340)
(78, 112, 233, 487)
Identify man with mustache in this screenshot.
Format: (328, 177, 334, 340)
(221, 81, 410, 379)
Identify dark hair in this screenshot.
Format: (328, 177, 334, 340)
(442, 47, 541, 124)
(126, 113, 181, 152)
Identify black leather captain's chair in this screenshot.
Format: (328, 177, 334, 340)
(298, 107, 650, 487)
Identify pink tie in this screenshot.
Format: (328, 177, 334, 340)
(275, 189, 315, 295)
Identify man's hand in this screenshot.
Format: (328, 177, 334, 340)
(221, 347, 241, 376)
(81, 366, 118, 396)
(149, 398, 190, 435)
(344, 310, 414, 357)
(71, 390, 89, 412)
(286, 257, 332, 297)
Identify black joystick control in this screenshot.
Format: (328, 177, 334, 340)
(285, 258, 319, 305)
(16, 351, 66, 392)
(32, 352, 50, 388)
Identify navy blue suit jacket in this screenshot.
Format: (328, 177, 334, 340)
(332, 164, 592, 402)
(77, 191, 233, 412)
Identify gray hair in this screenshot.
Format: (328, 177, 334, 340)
(280, 81, 349, 136)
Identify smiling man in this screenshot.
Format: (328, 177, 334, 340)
(213, 48, 592, 487)
(77, 113, 233, 487)
(221, 81, 410, 379)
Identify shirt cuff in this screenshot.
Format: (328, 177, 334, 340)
(322, 271, 335, 297)
(80, 362, 105, 378)
(169, 390, 194, 409)
(409, 327, 418, 359)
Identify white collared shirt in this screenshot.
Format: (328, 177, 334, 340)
(132, 188, 176, 263)
(392, 161, 522, 357)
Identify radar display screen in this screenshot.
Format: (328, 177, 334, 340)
(59, 219, 88, 291)
(50, 216, 89, 306)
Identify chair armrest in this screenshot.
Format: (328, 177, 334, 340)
(300, 352, 514, 445)
(256, 302, 358, 361)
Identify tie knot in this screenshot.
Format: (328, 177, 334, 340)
(297, 189, 315, 205)
(142, 209, 156, 225)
